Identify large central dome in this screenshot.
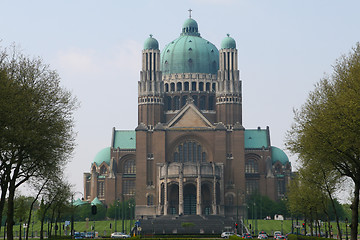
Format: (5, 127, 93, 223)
(160, 18, 219, 75)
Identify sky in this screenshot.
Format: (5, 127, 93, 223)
(1, 0, 359, 199)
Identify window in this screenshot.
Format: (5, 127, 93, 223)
(98, 181, 105, 197)
(147, 195, 154, 206)
(246, 180, 259, 195)
(100, 166, 107, 175)
(122, 180, 135, 195)
(245, 159, 259, 173)
(173, 141, 206, 163)
(277, 179, 285, 196)
(124, 159, 136, 174)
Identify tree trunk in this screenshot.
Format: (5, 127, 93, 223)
(350, 181, 359, 240)
(0, 163, 10, 234)
(6, 183, 16, 240)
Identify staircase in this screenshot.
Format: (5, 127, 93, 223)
(139, 215, 237, 235)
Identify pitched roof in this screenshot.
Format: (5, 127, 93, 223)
(244, 129, 269, 149)
(113, 130, 136, 149)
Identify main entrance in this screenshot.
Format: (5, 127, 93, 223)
(183, 184, 196, 215)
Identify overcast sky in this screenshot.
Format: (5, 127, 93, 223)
(1, 0, 359, 198)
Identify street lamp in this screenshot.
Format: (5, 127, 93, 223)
(71, 191, 84, 239)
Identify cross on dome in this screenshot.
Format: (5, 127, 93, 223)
(188, 9, 192, 18)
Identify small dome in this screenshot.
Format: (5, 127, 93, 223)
(221, 34, 236, 49)
(271, 146, 289, 165)
(182, 18, 199, 36)
(144, 35, 159, 50)
(93, 147, 111, 166)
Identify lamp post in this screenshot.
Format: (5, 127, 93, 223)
(70, 191, 84, 239)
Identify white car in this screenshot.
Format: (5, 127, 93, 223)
(221, 232, 235, 238)
(111, 232, 131, 238)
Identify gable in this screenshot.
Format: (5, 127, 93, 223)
(168, 103, 213, 129)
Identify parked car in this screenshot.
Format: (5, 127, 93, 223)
(243, 233, 253, 239)
(276, 235, 286, 240)
(111, 232, 131, 238)
(258, 233, 268, 239)
(221, 232, 235, 238)
(274, 231, 282, 239)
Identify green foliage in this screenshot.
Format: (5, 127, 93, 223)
(181, 222, 195, 228)
(286, 42, 360, 239)
(247, 193, 289, 219)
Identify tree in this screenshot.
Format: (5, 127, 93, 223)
(0, 45, 77, 240)
(286, 42, 360, 240)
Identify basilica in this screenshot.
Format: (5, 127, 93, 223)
(83, 14, 292, 219)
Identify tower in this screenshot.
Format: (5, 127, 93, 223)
(216, 34, 242, 125)
(138, 35, 164, 127)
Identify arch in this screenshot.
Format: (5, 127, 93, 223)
(191, 82, 197, 91)
(117, 154, 136, 174)
(167, 134, 213, 164)
(170, 82, 175, 91)
(245, 153, 261, 173)
(177, 82, 182, 91)
(124, 159, 136, 174)
(225, 192, 235, 206)
(199, 82, 204, 91)
(100, 165, 107, 175)
(206, 82, 210, 91)
(165, 83, 169, 92)
(184, 82, 189, 91)
(172, 140, 207, 163)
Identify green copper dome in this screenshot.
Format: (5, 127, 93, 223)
(160, 18, 219, 75)
(93, 147, 111, 166)
(144, 35, 159, 50)
(271, 146, 289, 165)
(221, 34, 236, 49)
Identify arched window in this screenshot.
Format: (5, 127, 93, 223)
(206, 82, 210, 91)
(177, 82, 182, 91)
(147, 195, 154, 206)
(245, 159, 259, 173)
(199, 82, 204, 91)
(100, 166, 107, 175)
(184, 82, 189, 91)
(98, 181, 105, 197)
(165, 83, 169, 92)
(192, 82, 197, 91)
(170, 83, 175, 91)
(173, 141, 206, 163)
(124, 159, 136, 174)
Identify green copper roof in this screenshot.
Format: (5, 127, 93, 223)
(91, 197, 103, 205)
(144, 35, 159, 50)
(93, 147, 111, 166)
(113, 130, 136, 149)
(221, 34, 236, 49)
(72, 198, 87, 206)
(244, 129, 269, 149)
(160, 18, 219, 75)
(271, 146, 289, 165)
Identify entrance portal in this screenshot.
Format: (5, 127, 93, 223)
(184, 184, 196, 215)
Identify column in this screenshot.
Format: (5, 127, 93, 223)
(178, 164, 184, 215)
(212, 163, 217, 214)
(164, 163, 168, 215)
(157, 164, 162, 215)
(196, 164, 202, 215)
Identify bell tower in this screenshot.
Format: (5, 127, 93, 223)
(216, 34, 242, 126)
(138, 35, 164, 127)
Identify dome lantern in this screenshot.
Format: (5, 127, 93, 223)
(143, 34, 159, 50)
(221, 34, 236, 49)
